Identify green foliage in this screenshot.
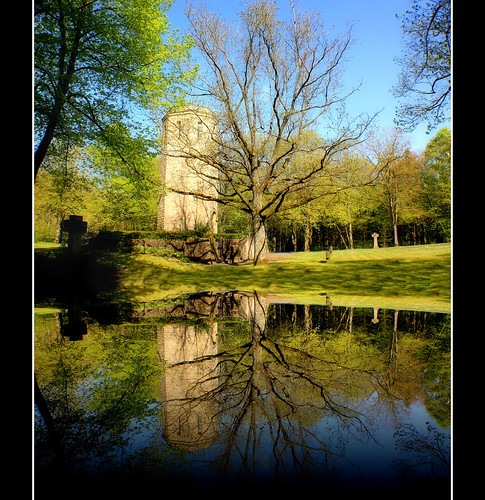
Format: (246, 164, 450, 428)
(269, 128, 451, 250)
(134, 246, 188, 261)
(34, 142, 92, 241)
(34, 146, 160, 240)
(84, 145, 159, 231)
(34, 318, 165, 473)
(219, 205, 251, 236)
(420, 127, 451, 240)
(34, 0, 196, 175)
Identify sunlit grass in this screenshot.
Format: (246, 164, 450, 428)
(122, 243, 451, 312)
(34, 241, 62, 249)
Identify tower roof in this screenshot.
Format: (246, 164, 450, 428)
(163, 103, 215, 121)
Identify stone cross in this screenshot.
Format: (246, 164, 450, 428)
(61, 215, 88, 257)
(371, 232, 379, 249)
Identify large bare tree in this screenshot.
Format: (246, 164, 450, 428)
(169, 0, 389, 263)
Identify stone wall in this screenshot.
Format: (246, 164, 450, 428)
(130, 236, 249, 264)
(130, 238, 186, 253)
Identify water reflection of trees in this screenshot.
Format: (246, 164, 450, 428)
(34, 320, 166, 482)
(194, 324, 383, 483)
(393, 422, 450, 485)
(263, 299, 450, 428)
(154, 292, 449, 486)
(34, 291, 450, 492)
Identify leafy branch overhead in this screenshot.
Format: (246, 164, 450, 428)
(34, 0, 196, 179)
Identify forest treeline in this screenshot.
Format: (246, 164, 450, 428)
(267, 127, 451, 251)
(34, 126, 450, 251)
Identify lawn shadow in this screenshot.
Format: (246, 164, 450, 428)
(268, 253, 451, 298)
(34, 247, 138, 323)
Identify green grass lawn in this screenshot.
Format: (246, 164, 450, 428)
(122, 243, 451, 313)
(34, 241, 62, 249)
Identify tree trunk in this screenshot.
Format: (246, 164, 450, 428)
(55, 220, 63, 244)
(393, 223, 399, 247)
(347, 201, 354, 249)
(35, 19, 83, 180)
(348, 222, 354, 249)
(34, 374, 67, 473)
(249, 213, 268, 265)
(303, 304, 312, 331)
(336, 225, 348, 249)
(291, 226, 298, 252)
(35, 122, 58, 180)
(303, 224, 312, 252)
(389, 196, 399, 246)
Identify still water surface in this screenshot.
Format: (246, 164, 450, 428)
(34, 291, 450, 496)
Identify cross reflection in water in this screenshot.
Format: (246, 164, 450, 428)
(34, 291, 451, 496)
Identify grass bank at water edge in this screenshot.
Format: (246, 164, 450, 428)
(121, 243, 451, 313)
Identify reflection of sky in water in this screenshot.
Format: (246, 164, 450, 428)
(35, 293, 451, 494)
(165, 396, 449, 488)
(340, 401, 444, 485)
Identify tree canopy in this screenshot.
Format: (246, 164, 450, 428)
(34, 0, 196, 179)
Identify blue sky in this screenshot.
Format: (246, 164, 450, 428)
(165, 0, 449, 152)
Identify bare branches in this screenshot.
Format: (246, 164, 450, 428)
(183, 1, 373, 210)
(393, 0, 451, 131)
(170, 1, 379, 261)
(160, 313, 388, 479)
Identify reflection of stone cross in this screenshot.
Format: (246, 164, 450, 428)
(371, 232, 379, 249)
(61, 297, 87, 341)
(372, 307, 379, 324)
(61, 215, 87, 257)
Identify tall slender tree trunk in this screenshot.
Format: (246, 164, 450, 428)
(389, 195, 399, 246)
(347, 201, 354, 249)
(55, 218, 63, 244)
(393, 223, 399, 247)
(303, 224, 312, 252)
(348, 222, 354, 249)
(291, 226, 298, 252)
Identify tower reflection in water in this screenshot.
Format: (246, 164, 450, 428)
(35, 290, 450, 495)
(158, 322, 219, 451)
(155, 291, 265, 453)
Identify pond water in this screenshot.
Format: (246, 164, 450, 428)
(34, 291, 450, 497)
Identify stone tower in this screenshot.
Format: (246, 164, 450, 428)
(157, 104, 218, 232)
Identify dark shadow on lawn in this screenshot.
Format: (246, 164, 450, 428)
(34, 247, 137, 323)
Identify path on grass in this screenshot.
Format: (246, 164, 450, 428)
(267, 252, 295, 262)
(212, 252, 296, 265)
